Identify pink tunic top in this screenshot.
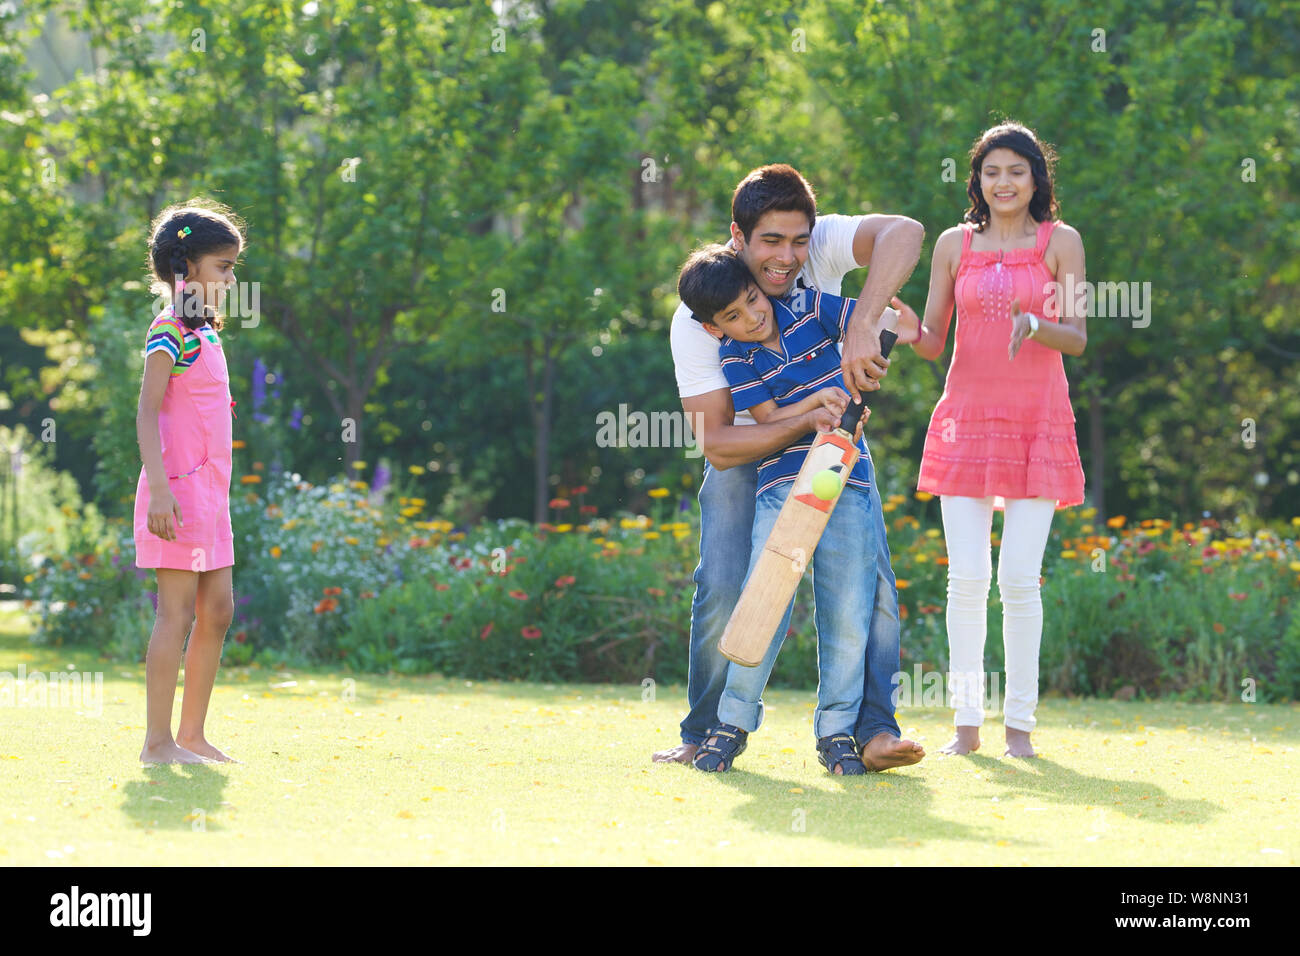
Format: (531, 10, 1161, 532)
(917, 219, 1085, 508)
(133, 310, 235, 571)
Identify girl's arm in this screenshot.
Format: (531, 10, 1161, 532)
(899, 226, 961, 362)
(1009, 224, 1088, 358)
(136, 351, 183, 540)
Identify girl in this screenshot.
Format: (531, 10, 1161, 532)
(893, 122, 1087, 758)
(135, 200, 244, 764)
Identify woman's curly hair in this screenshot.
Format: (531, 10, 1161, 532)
(963, 121, 1059, 232)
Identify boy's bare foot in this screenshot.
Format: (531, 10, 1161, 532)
(939, 726, 981, 755)
(140, 740, 207, 765)
(176, 734, 238, 763)
(651, 743, 699, 764)
(859, 732, 925, 771)
(1004, 727, 1036, 758)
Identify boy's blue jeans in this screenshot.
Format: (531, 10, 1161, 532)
(679, 461, 903, 747)
(716, 479, 902, 740)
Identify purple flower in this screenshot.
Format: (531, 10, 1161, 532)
(289, 407, 303, 431)
(147, 591, 158, 611)
(251, 357, 268, 411)
(236, 593, 252, 606)
(372, 462, 391, 494)
(134, 567, 148, 582)
(679, 495, 690, 513)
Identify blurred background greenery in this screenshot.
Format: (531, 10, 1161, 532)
(1, 2, 1298, 668)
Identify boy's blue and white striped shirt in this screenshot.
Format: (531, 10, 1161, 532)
(718, 288, 872, 496)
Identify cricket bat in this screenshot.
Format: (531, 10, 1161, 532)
(718, 312, 900, 667)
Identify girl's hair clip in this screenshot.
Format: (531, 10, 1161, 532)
(177, 226, 192, 240)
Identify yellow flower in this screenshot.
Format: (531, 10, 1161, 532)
(643, 532, 661, 540)
(555, 524, 573, 533)
(648, 488, 670, 499)
(270, 546, 282, 559)
(408, 465, 426, 475)
(915, 554, 929, 563)
(351, 480, 368, 491)
(1061, 550, 1077, 559)
(377, 537, 390, 547)
(1080, 507, 1097, 519)
(660, 523, 674, 531)
(673, 529, 690, 538)
(915, 492, 934, 502)
(888, 494, 906, 504)
(23, 574, 33, 584)
(593, 537, 607, 545)
(351, 461, 367, 470)
(1289, 562, 1300, 573)
(1080, 524, 1093, 533)
(345, 536, 359, 545)
(883, 502, 897, 513)
(925, 529, 941, 539)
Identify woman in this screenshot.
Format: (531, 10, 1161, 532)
(893, 122, 1087, 757)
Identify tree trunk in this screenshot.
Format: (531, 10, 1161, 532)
(1088, 352, 1106, 520)
(531, 335, 556, 523)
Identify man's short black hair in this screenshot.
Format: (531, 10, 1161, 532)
(731, 164, 817, 242)
(677, 244, 757, 326)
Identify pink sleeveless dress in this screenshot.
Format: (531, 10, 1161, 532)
(917, 219, 1085, 508)
(133, 309, 236, 571)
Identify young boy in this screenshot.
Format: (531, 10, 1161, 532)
(677, 243, 888, 775)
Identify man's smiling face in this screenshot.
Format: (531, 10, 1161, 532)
(731, 209, 811, 298)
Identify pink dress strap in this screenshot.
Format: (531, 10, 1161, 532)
(960, 222, 975, 257)
(1034, 219, 1059, 258)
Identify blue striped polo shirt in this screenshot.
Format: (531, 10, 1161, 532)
(718, 289, 872, 496)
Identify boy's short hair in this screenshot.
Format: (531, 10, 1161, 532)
(678, 244, 756, 326)
(731, 164, 817, 242)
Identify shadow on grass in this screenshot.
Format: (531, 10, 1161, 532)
(121, 764, 229, 832)
(967, 754, 1222, 825)
(704, 766, 1019, 851)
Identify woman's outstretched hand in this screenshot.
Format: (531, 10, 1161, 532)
(891, 295, 921, 345)
(1008, 297, 1034, 360)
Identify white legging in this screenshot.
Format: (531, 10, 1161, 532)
(941, 495, 1057, 732)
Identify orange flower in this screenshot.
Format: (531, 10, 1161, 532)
(314, 598, 338, 614)
(231, 439, 247, 449)
(935, 556, 949, 566)
(323, 586, 343, 596)
(1212, 622, 1225, 634)
(521, 626, 542, 639)
(269, 546, 282, 559)
(240, 475, 261, 484)
(435, 583, 450, 592)
(311, 540, 323, 554)
(647, 587, 666, 597)
(360, 591, 375, 599)
(509, 590, 529, 601)
(1106, 515, 1126, 528)
(895, 579, 910, 589)
(555, 575, 577, 589)
(899, 603, 909, 619)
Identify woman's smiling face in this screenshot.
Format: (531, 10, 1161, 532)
(979, 147, 1035, 216)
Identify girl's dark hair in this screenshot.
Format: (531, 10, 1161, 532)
(148, 199, 245, 331)
(678, 243, 757, 325)
(731, 163, 817, 241)
(963, 122, 1059, 231)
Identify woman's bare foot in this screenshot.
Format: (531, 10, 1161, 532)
(651, 743, 699, 764)
(140, 739, 207, 765)
(939, 725, 980, 755)
(859, 732, 926, 771)
(176, 733, 238, 763)
(1004, 727, 1036, 758)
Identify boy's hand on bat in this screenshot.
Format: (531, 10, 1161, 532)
(806, 404, 842, 434)
(812, 386, 851, 419)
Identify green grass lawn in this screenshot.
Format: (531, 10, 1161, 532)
(2, 609, 1296, 866)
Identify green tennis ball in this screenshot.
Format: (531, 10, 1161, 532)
(812, 469, 842, 501)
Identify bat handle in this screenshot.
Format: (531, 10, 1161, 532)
(838, 328, 898, 432)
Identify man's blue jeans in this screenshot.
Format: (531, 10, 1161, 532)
(680, 460, 902, 747)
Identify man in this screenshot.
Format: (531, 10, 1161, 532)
(652, 164, 926, 771)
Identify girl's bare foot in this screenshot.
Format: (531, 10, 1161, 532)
(939, 725, 981, 755)
(1004, 727, 1036, 758)
(176, 733, 238, 763)
(140, 739, 207, 765)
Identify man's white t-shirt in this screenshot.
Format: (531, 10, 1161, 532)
(670, 213, 886, 426)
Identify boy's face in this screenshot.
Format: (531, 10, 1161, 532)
(731, 209, 812, 297)
(702, 280, 774, 343)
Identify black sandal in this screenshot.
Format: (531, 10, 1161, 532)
(693, 724, 748, 772)
(817, 733, 868, 776)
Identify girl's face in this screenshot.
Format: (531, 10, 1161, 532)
(979, 147, 1035, 218)
(184, 244, 240, 311)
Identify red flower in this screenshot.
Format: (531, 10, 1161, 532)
(555, 576, 577, 589)
(548, 498, 570, 509)
(580, 505, 598, 515)
(1212, 622, 1225, 634)
(435, 583, 450, 592)
(480, 622, 494, 640)
(1229, 592, 1247, 601)
(521, 626, 542, 639)
(1202, 547, 1216, 559)
(360, 590, 375, 599)
(572, 486, 589, 495)
(509, 590, 529, 601)
(233, 630, 247, 644)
